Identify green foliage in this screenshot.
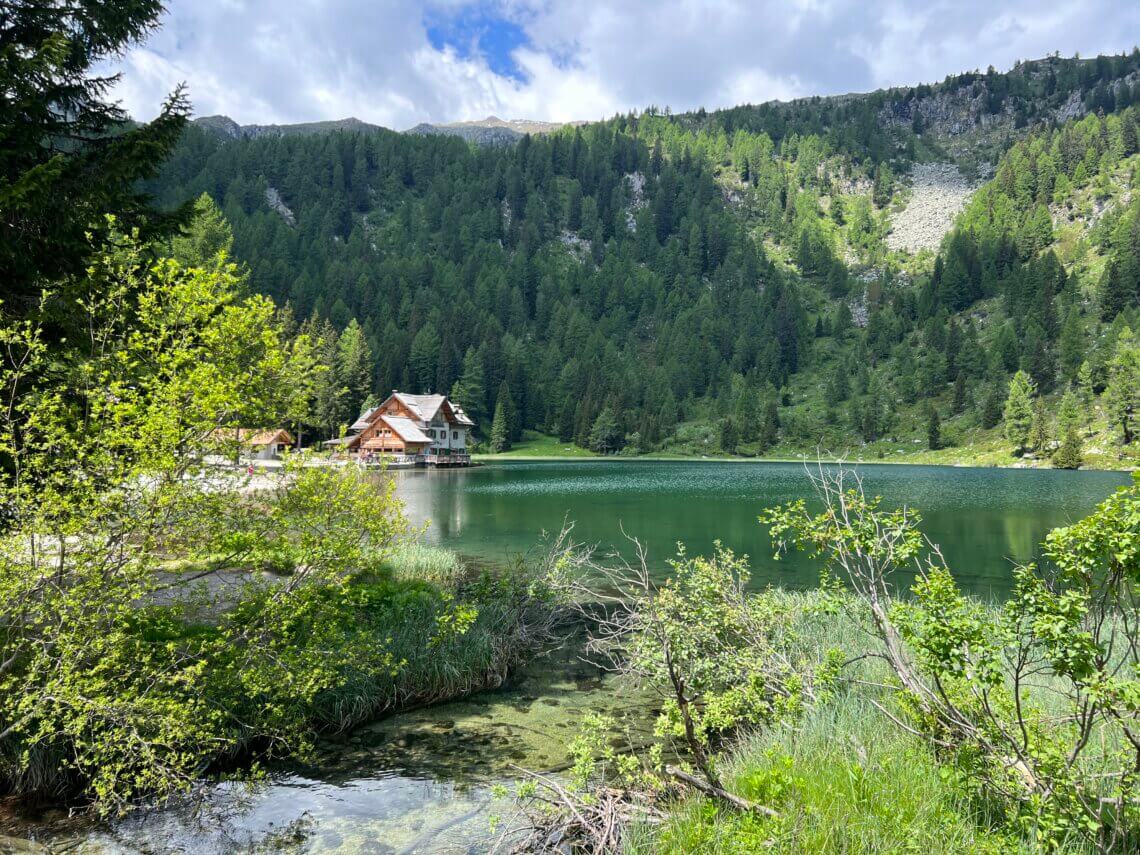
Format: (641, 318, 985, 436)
(635, 545, 806, 783)
(589, 406, 623, 454)
(1052, 427, 1084, 469)
(926, 404, 942, 450)
(166, 193, 234, 268)
(1104, 327, 1140, 445)
(490, 397, 511, 453)
(0, 225, 411, 811)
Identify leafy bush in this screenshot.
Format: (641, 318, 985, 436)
(764, 468, 1140, 850)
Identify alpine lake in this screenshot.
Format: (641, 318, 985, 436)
(9, 461, 1132, 854)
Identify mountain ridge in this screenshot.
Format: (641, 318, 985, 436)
(193, 113, 583, 146)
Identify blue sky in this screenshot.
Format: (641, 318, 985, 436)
(110, 1, 1140, 129)
(424, 5, 530, 82)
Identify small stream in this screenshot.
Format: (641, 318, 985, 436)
(4, 634, 649, 854)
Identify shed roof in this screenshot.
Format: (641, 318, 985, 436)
(349, 407, 377, 433)
(209, 427, 294, 446)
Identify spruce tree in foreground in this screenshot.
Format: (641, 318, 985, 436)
(1, 0, 190, 308)
(1003, 370, 1036, 455)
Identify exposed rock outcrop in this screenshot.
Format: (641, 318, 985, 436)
(264, 186, 296, 227)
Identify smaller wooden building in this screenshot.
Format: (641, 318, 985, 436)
(208, 427, 295, 460)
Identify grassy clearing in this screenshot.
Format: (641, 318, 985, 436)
(473, 430, 600, 460)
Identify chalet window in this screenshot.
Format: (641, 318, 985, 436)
(452, 431, 458, 440)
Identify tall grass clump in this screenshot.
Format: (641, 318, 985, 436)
(385, 542, 468, 587)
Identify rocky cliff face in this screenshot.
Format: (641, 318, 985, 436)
(406, 116, 582, 145)
(194, 116, 387, 140)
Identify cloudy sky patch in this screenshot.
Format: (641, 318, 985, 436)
(109, 0, 1140, 128)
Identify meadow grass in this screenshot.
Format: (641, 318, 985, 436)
(622, 589, 1112, 854)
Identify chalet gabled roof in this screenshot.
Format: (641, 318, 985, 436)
(379, 415, 431, 444)
(393, 392, 447, 423)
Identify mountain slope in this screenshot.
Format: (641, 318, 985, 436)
(150, 52, 1140, 467)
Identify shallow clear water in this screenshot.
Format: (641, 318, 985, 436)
(8, 461, 1130, 852)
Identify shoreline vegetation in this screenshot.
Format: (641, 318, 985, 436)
(472, 430, 1139, 472)
(0, 220, 568, 822)
(496, 471, 1140, 854)
(3, 4, 1140, 850)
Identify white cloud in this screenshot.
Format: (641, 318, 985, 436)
(108, 0, 1140, 128)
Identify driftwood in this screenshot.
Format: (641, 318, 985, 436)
(665, 765, 779, 817)
(493, 765, 663, 855)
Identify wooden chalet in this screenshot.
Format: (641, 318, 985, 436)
(341, 392, 475, 467)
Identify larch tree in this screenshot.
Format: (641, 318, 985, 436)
(1003, 370, 1036, 454)
(489, 398, 510, 453)
(337, 319, 373, 419)
(1104, 328, 1139, 445)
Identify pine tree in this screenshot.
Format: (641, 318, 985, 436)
(1, 0, 190, 305)
(314, 321, 347, 438)
(1058, 308, 1086, 383)
(450, 349, 488, 430)
(952, 371, 968, 414)
(1003, 370, 1036, 454)
(719, 418, 739, 454)
(981, 383, 1004, 429)
(408, 323, 441, 392)
(494, 380, 517, 445)
(926, 405, 942, 450)
(1104, 328, 1140, 445)
(1029, 398, 1051, 454)
(758, 399, 780, 450)
(588, 407, 623, 454)
(1053, 428, 1084, 469)
(336, 319, 372, 418)
(1057, 390, 1083, 438)
(489, 399, 511, 453)
(168, 193, 234, 268)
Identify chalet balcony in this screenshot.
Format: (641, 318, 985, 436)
(420, 452, 471, 466)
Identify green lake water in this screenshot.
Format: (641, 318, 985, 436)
(396, 460, 1132, 598)
(10, 461, 1131, 853)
